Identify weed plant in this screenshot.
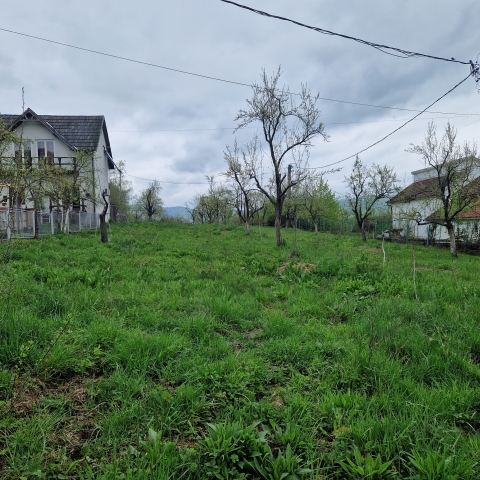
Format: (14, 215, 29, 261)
(1, 222, 480, 478)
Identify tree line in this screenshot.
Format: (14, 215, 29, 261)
(4, 68, 477, 257)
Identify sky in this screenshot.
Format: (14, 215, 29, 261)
(1, 0, 480, 207)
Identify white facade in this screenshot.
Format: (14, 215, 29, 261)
(0, 110, 114, 220)
(390, 164, 480, 241)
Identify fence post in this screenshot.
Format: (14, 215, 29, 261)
(406, 223, 409, 244)
(6, 210, 11, 240)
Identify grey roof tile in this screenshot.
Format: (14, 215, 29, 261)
(0, 110, 111, 156)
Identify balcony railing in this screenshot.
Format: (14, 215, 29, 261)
(2, 156, 78, 169)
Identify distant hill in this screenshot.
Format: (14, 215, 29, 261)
(164, 206, 190, 220)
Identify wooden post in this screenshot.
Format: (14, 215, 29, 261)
(6, 209, 11, 240)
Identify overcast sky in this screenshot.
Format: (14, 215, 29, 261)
(1, 0, 479, 206)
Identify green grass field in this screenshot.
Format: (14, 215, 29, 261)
(1, 222, 480, 479)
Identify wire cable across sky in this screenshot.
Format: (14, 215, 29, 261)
(220, 0, 473, 65)
(0, 26, 478, 117)
(313, 71, 474, 169)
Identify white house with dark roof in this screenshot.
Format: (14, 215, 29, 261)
(388, 165, 480, 242)
(0, 107, 115, 220)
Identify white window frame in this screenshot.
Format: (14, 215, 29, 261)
(36, 140, 55, 166)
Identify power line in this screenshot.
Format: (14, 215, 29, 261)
(312, 72, 474, 170)
(110, 115, 480, 133)
(0, 26, 479, 118)
(220, 0, 472, 66)
(125, 73, 473, 185)
(0, 27, 252, 88)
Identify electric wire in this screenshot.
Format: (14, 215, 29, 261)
(311, 71, 474, 170)
(0, 26, 479, 117)
(220, 0, 472, 65)
(111, 115, 480, 133)
(124, 73, 474, 187)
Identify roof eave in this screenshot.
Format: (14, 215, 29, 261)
(8, 108, 78, 151)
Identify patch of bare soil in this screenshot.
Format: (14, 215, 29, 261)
(176, 437, 197, 449)
(8, 375, 100, 459)
(268, 385, 284, 409)
(245, 328, 263, 341)
(277, 262, 315, 273)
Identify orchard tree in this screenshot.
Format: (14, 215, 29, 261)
(137, 180, 163, 220)
(233, 67, 329, 246)
(408, 122, 479, 257)
(301, 175, 340, 234)
(224, 140, 265, 235)
(189, 177, 232, 224)
(109, 160, 132, 222)
(345, 156, 398, 241)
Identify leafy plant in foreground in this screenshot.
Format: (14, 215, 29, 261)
(201, 421, 311, 479)
(339, 446, 396, 479)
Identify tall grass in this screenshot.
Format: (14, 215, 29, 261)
(1, 222, 480, 478)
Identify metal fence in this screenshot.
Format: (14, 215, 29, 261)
(293, 218, 392, 239)
(0, 210, 99, 240)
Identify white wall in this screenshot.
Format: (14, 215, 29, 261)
(91, 127, 111, 219)
(391, 198, 442, 239)
(6, 118, 112, 220)
(9, 119, 74, 159)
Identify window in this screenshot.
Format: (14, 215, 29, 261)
(14, 144, 21, 166)
(37, 140, 54, 166)
(25, 142, 32, 167)
(14, 141, 33, 167)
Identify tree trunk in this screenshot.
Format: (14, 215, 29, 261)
(99, 192, 109, 243)
(447, 224, 457, 258)
(314, 221, 318, 235)
(33, 207, 39, 239)
(275, 216, 282, 246)
(361, 225, 367, 242)
(245, 218, 250, 235)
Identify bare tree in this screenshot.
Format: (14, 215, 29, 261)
(345, 156, 398, 241)
(224, 140, 265, 235)
(189, 178, 232, 225)
(138, 181, 163, 220)
(234, 67, 329, 246)
(408, 122, 479, 257)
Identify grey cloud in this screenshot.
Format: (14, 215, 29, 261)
(1, 0, 479, 206)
